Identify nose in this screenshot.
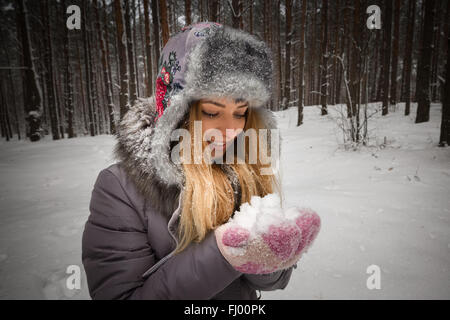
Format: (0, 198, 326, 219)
(209, 128, 241, 144)
(217, 121, 243, 143)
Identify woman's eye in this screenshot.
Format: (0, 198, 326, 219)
(201, 110, 246, 119)
(235, 109, 248, 119)
(202, 110, 219, 118)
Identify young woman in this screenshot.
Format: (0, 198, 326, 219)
(82, 22, 317, 300)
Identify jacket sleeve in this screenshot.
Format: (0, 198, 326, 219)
(242, 266, 295, 291)
(82, 168, 242, 300)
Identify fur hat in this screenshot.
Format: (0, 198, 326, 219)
(113, 22, 279, 216)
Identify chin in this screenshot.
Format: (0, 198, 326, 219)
(205, 140, 230, 162)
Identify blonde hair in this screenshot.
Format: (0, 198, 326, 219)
(173, 100, 282, 254)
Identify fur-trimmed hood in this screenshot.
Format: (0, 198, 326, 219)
(112, 22, 280, 217)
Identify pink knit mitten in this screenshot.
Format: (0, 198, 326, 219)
(275, 207, 321, 270)
(214, 203, 321, 274)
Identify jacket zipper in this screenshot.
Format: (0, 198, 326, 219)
(141, 191, 184, 279)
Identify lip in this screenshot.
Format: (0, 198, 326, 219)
(209, 142, 227, 149)
(208, 140, 232, 149)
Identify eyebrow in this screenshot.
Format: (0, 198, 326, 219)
(202, 100, 248, 108)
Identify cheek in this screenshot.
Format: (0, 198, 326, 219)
(235, 118, 246, 131)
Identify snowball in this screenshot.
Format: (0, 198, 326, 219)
(284, 206, 301, 221)
(229, 193, 290, 241)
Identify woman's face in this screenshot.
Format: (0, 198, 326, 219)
(199, 96, 248, 159)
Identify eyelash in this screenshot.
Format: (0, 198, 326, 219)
(202, 110, 246, 119)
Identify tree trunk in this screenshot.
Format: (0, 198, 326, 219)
(331, 0, 341, 105)
(231, 0, 240, 29)
(0, 80, 13, 141)
(415, 0, 436, 123)
(2, 45, 19, 139)
(376, 14, 385, 103)
(336, 2, 346, 105)
(371, 28, 379, 102)
(402, 0, 416, 116)
(430, 0, 444, 102)
(114, 0, 130, 119)
(138, 0, 148, 98)
(54, 2, 65, 139)
(310, 0, 318, 106)
(263, 1, 267, 43)
(54, 60, 64, 138)
(438, 25, 450, 146)
(381, 0, 392, 116)
(16, 0, 43, 141)
(284, 0, 293, 109)
(320, 0, 328, 116)
(88, 7, 99, 135)
(297, 0, 307, 126)
(63, 0, 75, 138)
(95, 0, 115, 135)
(82, 0, 95, 135)
(76, 41, 88, 134)
(249, 0, 253, 35)
(43, 0, 60, 140)
(167, 0, 173, 35)
(144, 0, 154, 96)
(102, 0, 116, 124)
(267, 0, 273, 67)
(124, 0, 138, 104)
(441, 1, 450, 103)
(200, 0, 204, 22)
(389, 0, 401, 107)
(276, 0, 282, 110)
(343, 1, 351, 117)
(349, 0, 361, 120)
(185, 0, 192, 25)
(209, 0, 219, 22)
(152, 0, 161, 66)
(132, 0, 141, 98)
(159, 0, 170, 46)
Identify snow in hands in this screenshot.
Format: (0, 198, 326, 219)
(219, 193, 321, 273)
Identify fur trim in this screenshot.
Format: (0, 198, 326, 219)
(113, 97, 182, 217)
(182, 25, 273, 107)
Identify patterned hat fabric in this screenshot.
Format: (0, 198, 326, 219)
(155, 22, 223, 120)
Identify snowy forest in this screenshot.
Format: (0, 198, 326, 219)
(0, 0, 449, 300)
(0, 0, 449, 146)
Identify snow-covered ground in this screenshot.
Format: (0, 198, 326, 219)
(0, 102, 448, 299)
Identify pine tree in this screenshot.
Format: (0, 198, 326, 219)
(415, 0, 436, 123)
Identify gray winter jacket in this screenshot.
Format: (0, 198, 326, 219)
(82, 162, 294, 300)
